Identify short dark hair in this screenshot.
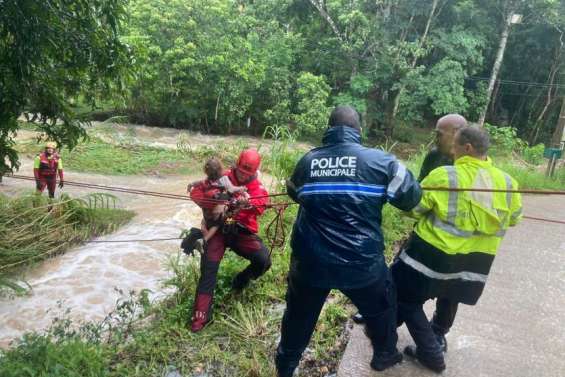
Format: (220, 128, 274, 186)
(204, 157, 224, 181)
(456, 126, 490, 156)
(328, 105, 361, 130)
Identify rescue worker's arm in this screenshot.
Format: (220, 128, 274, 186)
(286, 179, 299, 203)
(244, 180, 269, 216)
(408, 168, 448, 219)
(57, 158, 64, 188)
(33, 156, 41, 180)
(33, 156, 42, 190)
(386, 159, 422, 211)
(286, 154, 309, 204)
(187, 179, 204, 193)
(509, 178, 523, 226)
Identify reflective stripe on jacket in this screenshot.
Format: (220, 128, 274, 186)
(412, 155, 522, 256)
(287, 126, 422, 289)
(399, 156, 523, 303)
(33, 152, 63, 178)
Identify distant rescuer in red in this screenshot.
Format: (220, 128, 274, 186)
(188, 149, 271, 332)
(34, 141, 64, 198)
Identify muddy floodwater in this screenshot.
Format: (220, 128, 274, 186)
(0, 167, 203, 348)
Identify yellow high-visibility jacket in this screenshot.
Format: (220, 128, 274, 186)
(395, 156, 523, 304)
(412, 155, 522, 256)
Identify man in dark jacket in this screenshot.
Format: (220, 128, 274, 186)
(353, 114, 466, 353)
(275, 106, 422, 377)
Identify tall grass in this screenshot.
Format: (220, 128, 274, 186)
(0, 193, 134, 292)
(495, 158, 565, 190)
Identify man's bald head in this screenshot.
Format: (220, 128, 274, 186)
(435, 114, 468, 156)
(328, 105, 361, 131)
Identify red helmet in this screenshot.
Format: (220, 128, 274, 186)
(237, 149, 261, 175)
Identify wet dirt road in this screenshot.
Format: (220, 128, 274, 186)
(338, 195, 565, 377)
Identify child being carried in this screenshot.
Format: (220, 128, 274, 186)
(182, 158, 248, 254)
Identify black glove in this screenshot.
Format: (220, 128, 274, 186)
(181, 227, 204, 256)
(58, 180, 64, 189)
(36, 180, 42, 190)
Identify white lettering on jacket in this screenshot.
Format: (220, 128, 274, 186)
(310, 156, 357, 177)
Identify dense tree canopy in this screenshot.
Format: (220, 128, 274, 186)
(1, 0, 564, 172)
(0, 0, 129, 172)
(121, 0, 564, 140)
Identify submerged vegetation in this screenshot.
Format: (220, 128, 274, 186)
(0, 193, 134, 293)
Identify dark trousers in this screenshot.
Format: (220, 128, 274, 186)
(37, 176, 57, 198)
(393, 260, 445, 359)
(431, 298, 458, 335)
(193, 229, 271, 318)
(276, 271, 397, 375)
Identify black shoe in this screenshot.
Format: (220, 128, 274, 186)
(435, 333, 448, 352)
(370, 350, 403, 371)
(404, 345, 446, 373)
(181, 228, 203, 256)
(231, 271, 251, 290)
(352, 313, 365, 324)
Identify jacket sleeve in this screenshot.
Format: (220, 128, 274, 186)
(408, 168, 447, 219)
(57, 158, 64, 181)
(509, 178, 523, 227)
(33, 156, 40, 180)
(386, 158, 422, 211)
(246, 179, 269, 216)
(286, 154, 309, 204)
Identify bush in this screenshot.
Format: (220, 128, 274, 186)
(522, 143, 545, 165)
(484, 123, 526, 154)
(293, 72, 331, 137)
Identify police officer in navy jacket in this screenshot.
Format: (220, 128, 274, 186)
(275, 106, 422, 376)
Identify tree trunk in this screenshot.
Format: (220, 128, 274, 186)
(551, 97, 565, 147)
(385, 0, 439, 137)
(477, 10, 514, 127)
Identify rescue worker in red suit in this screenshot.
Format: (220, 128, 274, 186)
(189, 149, 271, 332)
(34, 142, 64, 198)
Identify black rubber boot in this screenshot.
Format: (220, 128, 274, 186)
(275, 347, 297, 377)
(404, 345, 446, 373)
(231, 270, 252, 290)
(370, 350, 403, 371)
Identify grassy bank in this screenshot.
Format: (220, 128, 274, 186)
(0, 193, 134, 293)
(0, 204, 408, 377)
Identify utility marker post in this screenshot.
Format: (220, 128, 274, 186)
(546, 98, 565, 178)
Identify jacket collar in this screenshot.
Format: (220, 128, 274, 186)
(454, 155, 492, 167)
(322, 126, 361, 145)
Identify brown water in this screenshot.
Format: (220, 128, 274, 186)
(0, 123, 282, 348)
(0, 165, 202, 348)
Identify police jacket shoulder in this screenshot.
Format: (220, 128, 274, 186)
(288, 126, 421, 289)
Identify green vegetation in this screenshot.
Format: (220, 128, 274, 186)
(0, 0, 129, 173)
(484, 124, 565, 190)
(0, 137, 419, 376)
(3, 1, 564, 174)
(0, 193, 134, 293)
(17, 138, 196, 176)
